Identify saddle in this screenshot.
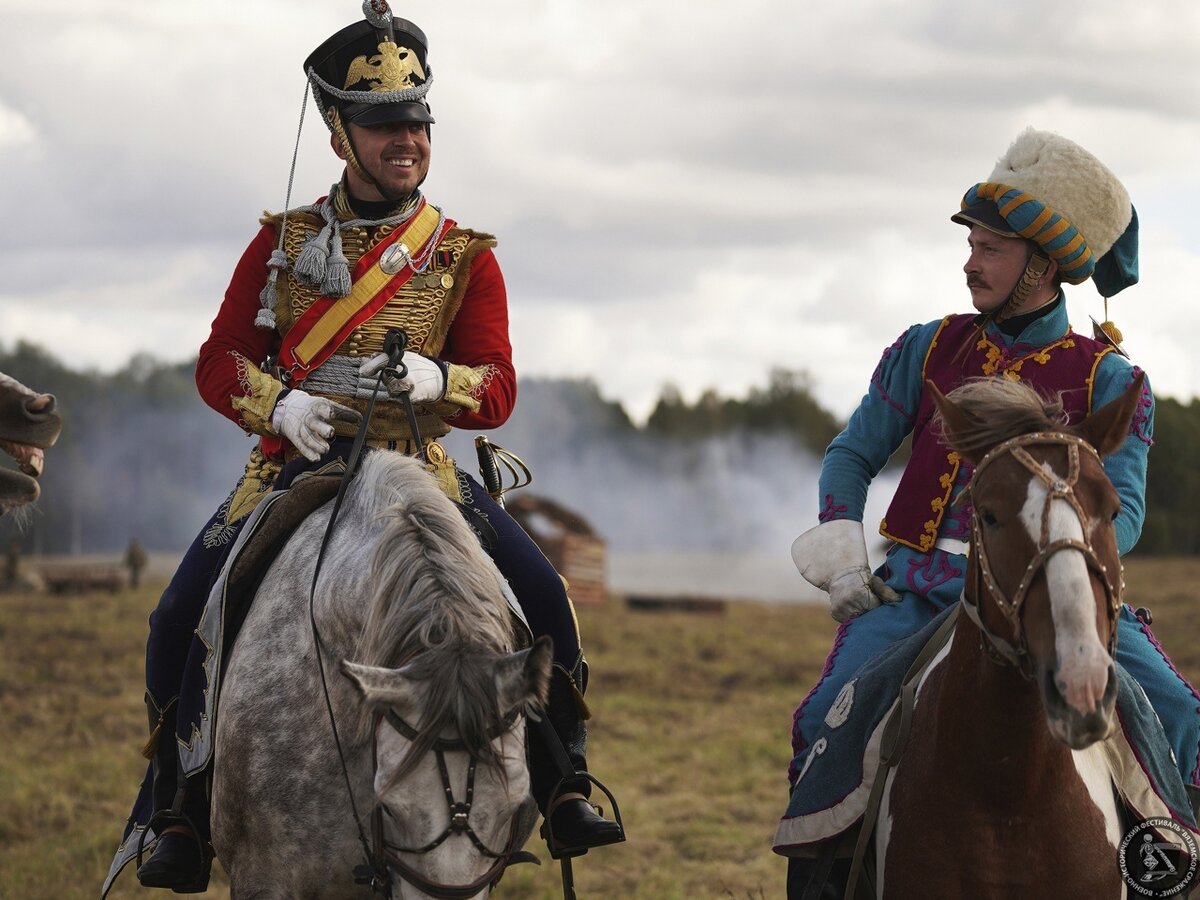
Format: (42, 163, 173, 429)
(221, 473, 342, 656)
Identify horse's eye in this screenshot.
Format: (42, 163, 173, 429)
(979, 508, 998, 527)
(1110, 508, 1120, 522)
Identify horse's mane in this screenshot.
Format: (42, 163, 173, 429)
(350, 452, 517, 779)
(937, 377, 1067, 460)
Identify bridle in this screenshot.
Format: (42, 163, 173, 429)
(361, 708, 536, 900)
(959, 431, 1122, 679)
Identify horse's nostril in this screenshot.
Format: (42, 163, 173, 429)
(24, 394, 56, 418)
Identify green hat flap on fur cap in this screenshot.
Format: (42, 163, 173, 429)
(952, 128, 1139, 298)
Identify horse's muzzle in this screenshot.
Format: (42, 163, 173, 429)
(1041, 662, 1118, 750)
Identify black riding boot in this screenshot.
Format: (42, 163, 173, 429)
(530, 657, 624, 857)
(135, 695, 212, 893)
(787, 853, 850, 900)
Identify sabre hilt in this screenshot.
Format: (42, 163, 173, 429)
(475, 436, 504, 507)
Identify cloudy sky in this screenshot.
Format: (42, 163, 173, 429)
(2, 0, 1198, 421)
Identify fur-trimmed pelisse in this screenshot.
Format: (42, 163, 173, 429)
(961, 128, 1133, 286)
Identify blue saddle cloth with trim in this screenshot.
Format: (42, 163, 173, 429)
(773, 604, 1197, 854)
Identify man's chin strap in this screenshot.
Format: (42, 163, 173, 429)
(994, 252, 1051, 324)
(330, 107, 376, 190)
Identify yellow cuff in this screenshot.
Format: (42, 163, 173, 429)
(229, 355, 285, 435)
(425, 363, 489, 416)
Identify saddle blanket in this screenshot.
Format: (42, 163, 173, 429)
(181, 476, 532, 778)
(774, 604, 1199, 854)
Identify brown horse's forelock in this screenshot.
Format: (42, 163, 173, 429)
(349, 452, 517, 783)
(938, 377, 1067, 460)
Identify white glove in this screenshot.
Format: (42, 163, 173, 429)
(360, 351, 447, 405)
(271, 389, 362, 462)
(791, 519, 899, 623)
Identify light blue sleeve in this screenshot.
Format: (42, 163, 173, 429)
(1090, 354, 1153, 555)
(816, 321, 941, 522)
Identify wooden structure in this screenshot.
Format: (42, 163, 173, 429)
(40, 563, 124, 595)
(506, 494, 607, 606)
(625, 594, 726, 615)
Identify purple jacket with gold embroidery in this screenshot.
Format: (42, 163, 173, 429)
(818, 300, 1153, 569)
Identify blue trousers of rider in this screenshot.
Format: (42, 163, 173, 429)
(790, 548, 1200, 789)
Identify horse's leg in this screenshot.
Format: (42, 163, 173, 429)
(460, 474, 624, 851)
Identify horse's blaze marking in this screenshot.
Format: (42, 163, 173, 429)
(1020, 463, 1109, 714)
(1071, 742, 1123, 851)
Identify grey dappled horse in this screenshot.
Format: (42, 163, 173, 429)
(212, 452, 552, 899)
(0, 371, 61, 514)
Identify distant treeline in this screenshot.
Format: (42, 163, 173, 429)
(0, 340, 1195, 556)
(645, 369, 843, 458)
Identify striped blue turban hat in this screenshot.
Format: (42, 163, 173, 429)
(954, 129, 1138, 296)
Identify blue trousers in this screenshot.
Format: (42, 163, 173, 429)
(791, 548, 1200, 787)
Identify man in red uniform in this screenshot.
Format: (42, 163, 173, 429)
(106, 6, 621, 894)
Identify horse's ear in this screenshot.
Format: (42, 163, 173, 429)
(495, 635, 552, 715)
(341, 660, 420, 712)
(928, 380, 982, 463)
(1074, 371, 1145, 458)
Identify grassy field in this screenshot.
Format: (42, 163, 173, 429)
(1, 558, 1198, 899)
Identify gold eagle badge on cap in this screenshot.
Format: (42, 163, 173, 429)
(344, 40, 426, 91)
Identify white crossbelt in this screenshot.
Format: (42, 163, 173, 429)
(934, 537, 970, 556)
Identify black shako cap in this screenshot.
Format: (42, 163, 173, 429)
(304, 17, 435, 126)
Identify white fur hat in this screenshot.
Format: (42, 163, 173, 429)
(988, 128, 1131, 261)
(955, 128, 1138, 292)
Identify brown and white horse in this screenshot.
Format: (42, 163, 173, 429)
(0, 371, 61, 515)
(878, 375, 1145, 899)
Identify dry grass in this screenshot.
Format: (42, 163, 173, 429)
(1, 557, 1197, 899)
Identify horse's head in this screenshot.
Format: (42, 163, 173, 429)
(0, 371, 61, 515)
(932, 373, 1144, 750)
(343, 635, 552, 899)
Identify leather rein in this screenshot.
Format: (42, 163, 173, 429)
(959, 431, 1122, 679)
(304, 330, 534, 898)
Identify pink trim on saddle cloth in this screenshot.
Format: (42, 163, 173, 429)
(1116, 710, 1199, 827)
(790, 619, 851, 778)
(1135, 614, 1200, 784)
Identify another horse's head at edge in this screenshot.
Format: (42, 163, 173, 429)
(0, 371, 61, 517)
(931, 373, 1145, 750)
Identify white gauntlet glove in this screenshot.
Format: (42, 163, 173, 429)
(360, 351, 447, 405)
(791, 519, 899, 623)
(271, 389, 362, 462)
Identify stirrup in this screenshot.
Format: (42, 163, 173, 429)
(540, 773, 626, 860)
(136, 811, 212, 892)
